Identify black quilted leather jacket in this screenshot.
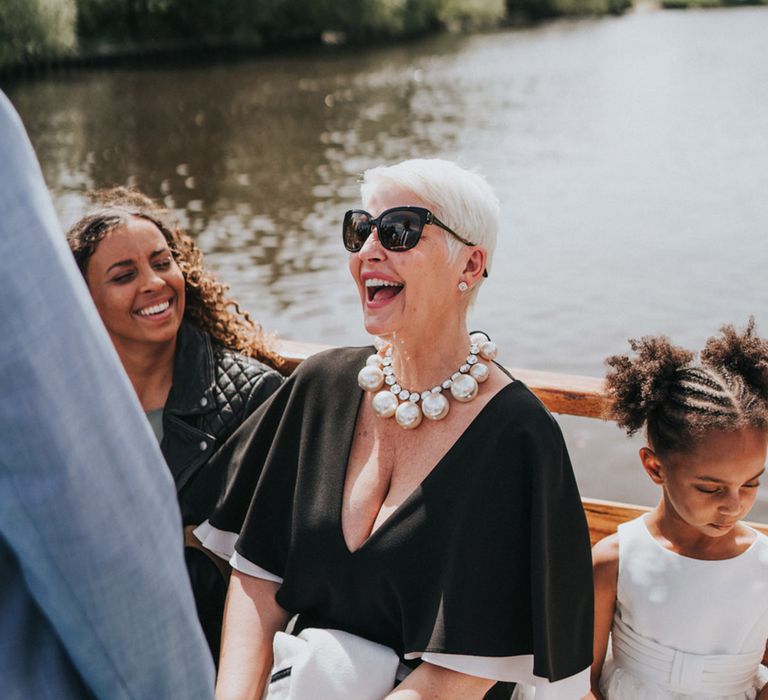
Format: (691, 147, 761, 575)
(161, 322, 283, 661)
(161, 321, 284, 526)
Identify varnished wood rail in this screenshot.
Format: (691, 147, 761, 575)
(277, 339, 768, 540)
(582, 498, 653, 547)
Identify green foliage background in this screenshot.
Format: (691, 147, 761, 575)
(0, 0, 657, 70)
(0, 0, 77, 67)
(73, 0, 506, 47)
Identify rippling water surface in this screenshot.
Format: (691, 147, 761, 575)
(7, 6, 768, 514)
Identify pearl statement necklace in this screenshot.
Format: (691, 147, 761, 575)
(357, 332, 498, 430)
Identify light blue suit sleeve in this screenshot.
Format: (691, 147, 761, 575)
(0, 91, 215, 698)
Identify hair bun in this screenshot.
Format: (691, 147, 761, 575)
(700, 318, 768, 400)
(605, 336, 694, 435)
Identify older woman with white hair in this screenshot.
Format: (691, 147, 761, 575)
(196, 159, 593, 700)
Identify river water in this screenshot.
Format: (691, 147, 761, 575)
(6, 6, 768, 515)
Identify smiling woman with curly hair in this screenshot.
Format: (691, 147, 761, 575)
(66, 187, 284, 660)
(67, 187, 281, 366)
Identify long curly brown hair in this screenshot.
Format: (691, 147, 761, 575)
(66, 187, 282, 370)
(604, 319, 768, 457)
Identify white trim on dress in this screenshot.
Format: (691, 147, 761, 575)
(194, 520, 284, 583)
(405, 652, 590, 698)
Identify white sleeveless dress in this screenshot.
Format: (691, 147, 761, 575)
(600, 514, 768, 699)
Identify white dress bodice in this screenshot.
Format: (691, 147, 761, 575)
(601, 514, 768, 699)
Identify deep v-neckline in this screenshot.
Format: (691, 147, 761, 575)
(338, 374, 517, 555)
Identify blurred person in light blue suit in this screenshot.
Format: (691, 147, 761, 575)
(0, 91, 215, 698)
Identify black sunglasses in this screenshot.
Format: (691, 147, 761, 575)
(343, 206, 488, 277)
(343, 205, 478, 251)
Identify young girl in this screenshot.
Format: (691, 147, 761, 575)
(589, 320, 768, 700)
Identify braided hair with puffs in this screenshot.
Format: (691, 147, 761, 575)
(67, 187, 282, 370)
(605, 319, 768, 457)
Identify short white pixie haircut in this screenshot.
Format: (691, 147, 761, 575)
(359, 159, 499, 299)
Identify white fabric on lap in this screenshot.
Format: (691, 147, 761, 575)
(266, 628, 399, 700)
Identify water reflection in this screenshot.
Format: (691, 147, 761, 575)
(7, 8, 768, 515)
(9, 37, 478, 332)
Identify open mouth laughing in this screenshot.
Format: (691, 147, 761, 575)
(365, 278, 404, 303)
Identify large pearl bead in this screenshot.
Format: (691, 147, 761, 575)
(450, 373, 478, 403)
(365, 353, 384, 367)
(469, 362, 490, 383)
(371, 390, 398, 418)
(470, 331, 489, 346)
(358, 365, 384, 392)
(479, 341, 497, 361)
(422, 392, 449, 421)
(395, 401, 423, 429)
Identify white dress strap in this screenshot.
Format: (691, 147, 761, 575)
(612, 615, 763, 695)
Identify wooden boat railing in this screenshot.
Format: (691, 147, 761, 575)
(278, 339, 768, 542)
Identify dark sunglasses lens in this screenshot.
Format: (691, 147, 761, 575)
(378, 210, 423, 251)
(343, 212, 371, 252)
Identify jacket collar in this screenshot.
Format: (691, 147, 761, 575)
(165, 321, 216, 416)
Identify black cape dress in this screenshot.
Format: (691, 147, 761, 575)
(199, 346, 593, 697)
